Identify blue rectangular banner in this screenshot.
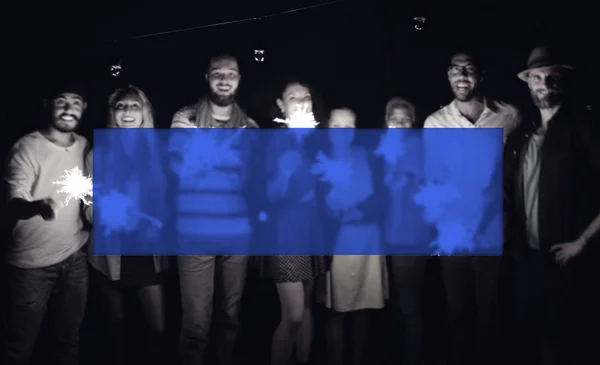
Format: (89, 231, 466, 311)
(92, 127, 504, 256)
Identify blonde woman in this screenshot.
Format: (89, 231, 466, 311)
(85, 85, 169, 365)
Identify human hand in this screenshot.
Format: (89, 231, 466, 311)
(341, 207, 362, 223)
(38, 198, 64, 221)
(550, 238, 586, 266)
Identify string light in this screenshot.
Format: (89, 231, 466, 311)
(110, 61, 122, 77)
(414, 16, 427, 31)
(254, 49, 265, 62)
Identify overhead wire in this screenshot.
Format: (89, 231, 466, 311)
(124, 0, 346, 41)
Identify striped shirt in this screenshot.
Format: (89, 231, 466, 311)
(169, 106, 255, 248)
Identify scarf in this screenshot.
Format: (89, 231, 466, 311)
(194, 98, 251, 128)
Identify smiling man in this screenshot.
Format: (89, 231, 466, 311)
(3, 81, 91, 365)
(422, 50, 521, 365)
(171, 54, 259, 129)
(170, 53, 258, 365)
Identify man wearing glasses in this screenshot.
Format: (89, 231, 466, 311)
(422, 51, 521, 365)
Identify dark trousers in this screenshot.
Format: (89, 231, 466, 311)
(511, 249, 574, 365)
(389, 255, 429, 365)
(440, 255, 501, 364)
(178, 255, 248, 365)
(2, 250, 89, 365)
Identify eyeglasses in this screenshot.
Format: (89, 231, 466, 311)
(448, 65, 478, 76)
(209, 72, 240, 81)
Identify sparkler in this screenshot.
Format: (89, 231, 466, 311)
(413, 183, 478, 255)
(170, 127, 246, 179)
(412, 183, 460, 223)
(374, 130, 406, 165)
(52, 166, 93, 206)
(274, 104, 319, 129)
(430, 219, 476, 255)
(96, 189, 162, 237)
(310, 151, 353, 187)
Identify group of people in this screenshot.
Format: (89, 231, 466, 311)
(3, 45, 599, 365)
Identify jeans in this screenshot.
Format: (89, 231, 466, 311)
(389, 255, 429, 365)
(178, 255, 248, 365)
(2, 250, 89, 365)
(511, 249, 574, 364)
(440, 255, 501, 364)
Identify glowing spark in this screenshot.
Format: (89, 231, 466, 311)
(374, 130, 406, 165)
(176, 128, 245, 178)
(53, 166, 93, 206)
(430, 219, 476, 255)
(310, 151, 353, 187)
(274, 104, 319, 129)
(96, 189, 162, 237)
(412, 183, 460, 223)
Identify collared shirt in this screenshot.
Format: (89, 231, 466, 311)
(424, 98, 522, 143)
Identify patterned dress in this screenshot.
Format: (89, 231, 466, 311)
(260, 131, 328, 283)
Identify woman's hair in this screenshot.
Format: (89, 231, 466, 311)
(385, 97, 417, 122)
(107, 85, 156, 128)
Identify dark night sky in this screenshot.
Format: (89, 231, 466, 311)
(1, 0, 597, 141)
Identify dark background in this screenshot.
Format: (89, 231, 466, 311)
(1, 0, 598, 364)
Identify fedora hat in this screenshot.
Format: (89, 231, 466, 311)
(517, 46, 573, 82)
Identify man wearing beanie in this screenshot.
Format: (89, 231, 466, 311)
(2, 81, 91, 365)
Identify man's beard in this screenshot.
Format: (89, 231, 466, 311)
(209, 89, 236, 107)
(531, 89, 563, 109)
(52, 116, 79, 133)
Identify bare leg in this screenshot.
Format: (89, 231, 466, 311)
(271, 281, 306, 365)
(325, 311, 346, 365)
(137, 284, 166, 365)
(296, 280, 315, 363)
(350, 311, 369, 365)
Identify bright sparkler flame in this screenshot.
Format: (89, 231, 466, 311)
(310, 151, 353, 187)
(52, 166, 93, 206)
(374, 130, 406, 165)
(412, 183, 460, 223)
(274, 104, 319, 129)
(96, 189, 162, 237)
(177, 127, 245, 178)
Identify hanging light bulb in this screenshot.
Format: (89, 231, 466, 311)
(110, 60, 122, 77)
(254, 49, 265, 62)
(414, 16, 427, 31)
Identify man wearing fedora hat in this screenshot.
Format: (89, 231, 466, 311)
(504, 46, 600, 364)
(423, 49, 522, 365)
(2, 80, 91, 365)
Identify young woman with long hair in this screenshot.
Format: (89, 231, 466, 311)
(85, 85, 169, 365)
